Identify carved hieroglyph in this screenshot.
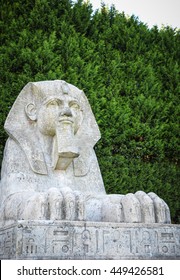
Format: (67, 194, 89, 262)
(0, 80, 171, 225)
(1, 221, 179, 260)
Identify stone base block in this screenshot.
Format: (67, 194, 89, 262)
(0, 221, 180, 259)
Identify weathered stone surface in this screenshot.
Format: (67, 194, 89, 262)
(0, 80, 178, 260)
(0, 80, 171, 225)
(0, 221, 179, 260)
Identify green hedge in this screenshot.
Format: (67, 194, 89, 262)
(0, 0, 179, 222)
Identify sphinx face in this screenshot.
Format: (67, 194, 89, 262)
(35, 92, 84, 170)
(36, 93, 83, 137)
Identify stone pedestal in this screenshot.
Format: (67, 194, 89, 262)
(0, 221, 179, 259)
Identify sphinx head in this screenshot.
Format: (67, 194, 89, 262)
(4, 80, 101, 174)
(25, 81, 83, 137)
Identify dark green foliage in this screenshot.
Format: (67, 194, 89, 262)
(0, 0, 179, 223)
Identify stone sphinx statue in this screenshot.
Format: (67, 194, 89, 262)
(0, 80, 171, 225)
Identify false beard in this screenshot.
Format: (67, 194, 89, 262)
(52, 122, 79, 170)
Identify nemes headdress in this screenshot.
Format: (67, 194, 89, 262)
(4, 80, 101, 176)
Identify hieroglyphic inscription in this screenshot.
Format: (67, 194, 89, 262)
(52, 230, 71, 254)
(159, 232, 176, 254)
(81, 230, 91, 253)
(0, 228, 15, 258)
(20, 225, 180, 258)
(141, 230, 152, 253)
(0, 222, 179, 259)
(0, 232, 6, 256)
(26, 238, 37, 254)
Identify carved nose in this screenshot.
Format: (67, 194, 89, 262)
(60, 107, 72, 117)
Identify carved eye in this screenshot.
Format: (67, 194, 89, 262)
(47, 99, 59, 107)
(69, 101, 80, 110)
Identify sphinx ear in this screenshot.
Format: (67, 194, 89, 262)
(25, 103, 37, 121)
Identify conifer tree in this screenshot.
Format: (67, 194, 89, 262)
(0, 0, 179, 222)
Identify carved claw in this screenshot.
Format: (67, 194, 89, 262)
(121, 193, 142, 223)
(135, 191, 155, 223)
(1, 189, 171, 224)
(22, 192, 48, 220)
(148, 192, 171, 223)
(60, 188, 76, 220)
(47, 188, 63, 220)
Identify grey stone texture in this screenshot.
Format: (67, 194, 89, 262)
(0, 80, 171, 225)
(0, 221, 179, 259)
(0, 80, 178, 260)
